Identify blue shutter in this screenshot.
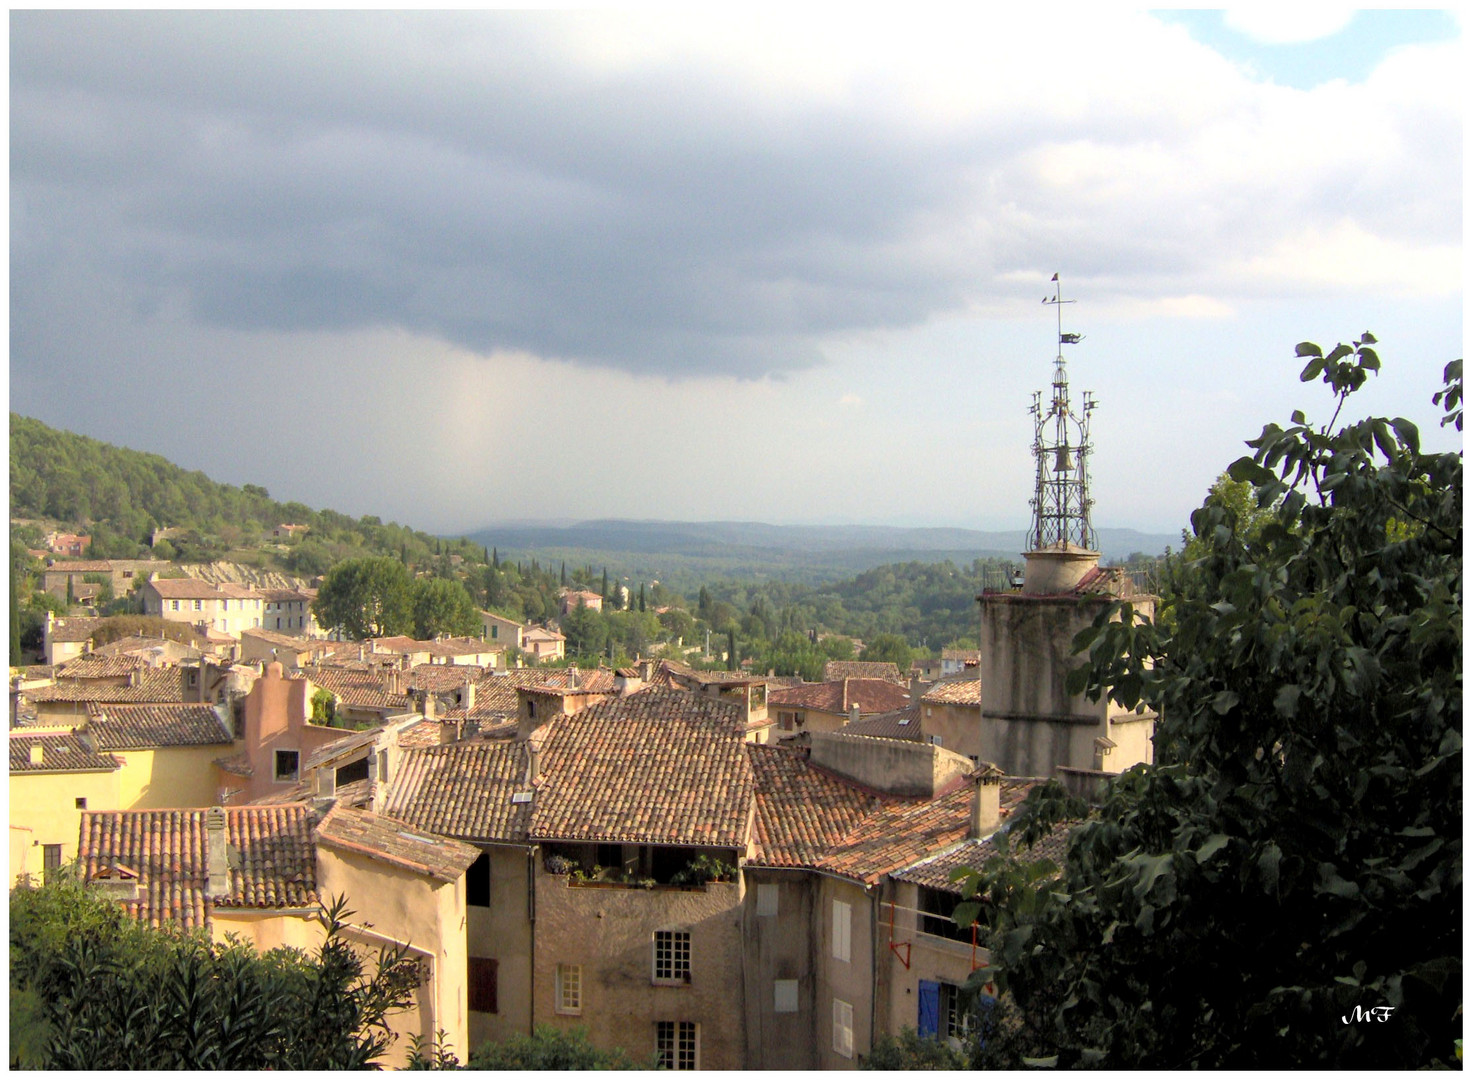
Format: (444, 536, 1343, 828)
(917, 980, 940, 1037)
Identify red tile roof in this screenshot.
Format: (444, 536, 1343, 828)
(822, 661, 905, 684)
(147, 578, 236, 600)
(842, 705, 924, 741)
(769, 678, 910, 715)
(384, 741, 534, 842)
(25, 668, 189, 704)
(10, 731, 122, 773)
(747, 744, 887, 868)
(305, 666, 412, 711)
(45, 617, 104, 643)
(892, 803, 1069, 893)
(315, 804, 481, 882)
(921, 678, 981, 705)
(816, 783, 972, 885)
(55, 654, 146, 679)
(78, 805, 319, 931)
(529, 688, 753, 848)
(84, 703, 233, 749)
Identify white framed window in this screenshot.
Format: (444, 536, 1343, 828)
(555, 964, 582, 1015)
(652, 929, 691, 983)
(774, 979, 798, 1013)
(832, 900, 851, 963)
(193, 599, 202, 611)
(656, 1020, 698, 1070)
(928, 734, 943, 747)
(833, 998, 854, 1058)
(756, 883, 778, 917)
(171, 600, 180, 611)
(942, 982, 972, 1040)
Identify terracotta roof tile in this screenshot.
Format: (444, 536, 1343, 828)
(55, 654, 147, 679)
(316, 804, 480, 882)
(529, 688, 753, 848)
(407, 663, 486, 692)
(77, 805, 319, 931)
(83, 702, 232, 749)
(842, 705, 924, 741)
(45, 617, 105, 643)
(941, 649, 981, 662)
(822, 661, 904, 684)
(147, 578, 237, 600)
(769, 678, 910, 714)
(747, 745, 885, 868)
(817, 784, 971, 885)
(384, 741, 534, 842)
(24, 667, 189, 704)
(921, 678, 982, 705)
(10, 731, 122, 773)
(305, 666, 412, 711)
(892, 805, 1070, 893)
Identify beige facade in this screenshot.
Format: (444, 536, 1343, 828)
(142, 578, 266, 637)
(479, 611, 525, 649)
(466, 844, 536, 1048)
(532, 869, 747, 1069)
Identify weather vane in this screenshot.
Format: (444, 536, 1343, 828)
(1028, 274, 1098, 552)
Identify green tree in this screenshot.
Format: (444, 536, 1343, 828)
(312, 557, 415, 640)
(862, 1027, 971, 1069)
(860, 632, 912, 669)
(10, 877, 421, 1069)
(410, 577, 479, 640)
(956, 339, 1462, 1069)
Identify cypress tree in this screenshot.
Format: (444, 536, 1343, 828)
(601, 567, 609, 600)
(66, 575, 74, 606)
(10, 563, 22, 665)
(560, 562, 566, 586)
(493, 548, 500, 569)
(639, 584, 646, 612)
(727, 628, 737, 671)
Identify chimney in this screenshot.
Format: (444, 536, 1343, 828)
(462, 679, 475, 713)
(358, 643, 366, 662)
(205, 806, 229, 896)
(910, 675, 924, 703)
(970, 765, 1004, 839)
(569, 666, 580, 690)
(848, 702, 860, 726)
(29, 743, 44, 766)
(422, 690, 436, 722)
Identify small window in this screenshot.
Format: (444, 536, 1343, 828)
(377, 749, 389, 784)
(756, 883, 778, 917)
(274, 749, 300, 783)
(43, 844, 63, 881)
(656, 1020, 698, 1070)
(467, 852, 491, 907)
(832, 900, 852, 963)
(221, 599, 229, 611)
(171, 600, 180, 611)
(942, 982, 972, 1040)
(556, 964, 582, 1015)
(468, 956, 498, 1013)
(193, 599, 203, 611)
(929, 734, 943, 747)
(527, 700, 537, 720)
(491, 625, 498, 639)
(833, 998, 855, 1058)
(75, 797, 87, 810)
(653, 929, 691, 983)
(774, 979, 799, 1013)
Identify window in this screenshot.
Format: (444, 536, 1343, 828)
(221, 599, 229, 611)
(491, 625, 498, 639)
(555, 964, 582, 1015)
(832, 900, 851, 962)
(653, 929, 691, 983)
(656, 1021, 698, 1070)
(276, 617, 282, 629)
(833, 998, 855, 1058)
(377, 749, 389, 784)
(171, 600, 180, 611)
(74, 797, 87, 810)
(274, 749, 300, 783)
(943, 982, 972, 1040)
(468, 956, 498, 1013)
(774, 979, 798, 1013)
(928, 734, 943, 747)
(756, 883, 778, 917)
(467, 852, 491, 907)
(193, 599, 203, 611)
(43, 844, 63, 882)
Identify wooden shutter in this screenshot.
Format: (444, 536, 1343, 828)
(468, 956, 498, 1013)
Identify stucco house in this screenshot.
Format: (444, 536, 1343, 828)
(769, 677, 911, 736)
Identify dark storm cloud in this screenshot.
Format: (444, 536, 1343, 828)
(11, 11, 982, 378)
(11, 11, 1460, 382)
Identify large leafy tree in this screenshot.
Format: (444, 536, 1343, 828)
(410, 577, 480, 640)
(957, 338, 1462, 1069)
(313, 556, 415, 640)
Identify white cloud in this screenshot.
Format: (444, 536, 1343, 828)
(1222, 7, 1356, 44)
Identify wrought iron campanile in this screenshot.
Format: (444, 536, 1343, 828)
(1028, 274, 1097, 551)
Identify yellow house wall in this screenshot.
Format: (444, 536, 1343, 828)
(919, 701, 984, 763)
(814, 876, 875, 1069)
(115, 744, 235, 809)
(212, 909, 325, 954)
(466, 844, 535, 1052)
(8, 768, 122, 884)
(532, 867, 746, 1069)
(316, 845, 469, 1068)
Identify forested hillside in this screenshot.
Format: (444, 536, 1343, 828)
(9, 414, 481, 572)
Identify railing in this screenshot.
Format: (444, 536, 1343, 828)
(882, 900, 990, 972)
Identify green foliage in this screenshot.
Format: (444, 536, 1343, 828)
(89, 615, 206, 649)
(310, 688, 338, 726)
(313, 557, 416, 640)
(410, 577, 479, 640)
(958, 340, 1462, 1069)
(467, 1025, 649, 1069)
(9, 879, 420, 1069)
(860, 632, 912, 669)
(668, 854, 736, 886)
(862, 1027, 970, 1070)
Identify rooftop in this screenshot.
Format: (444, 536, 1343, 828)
(315, 804, 481, 883)
(10, 730, 122, 773)
(84, 702, 234, 749)
(385, 740, 534, 842)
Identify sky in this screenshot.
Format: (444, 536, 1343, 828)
(8, 9, 1463, 537)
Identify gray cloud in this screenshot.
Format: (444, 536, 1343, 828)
(11, 11, 1461, 384)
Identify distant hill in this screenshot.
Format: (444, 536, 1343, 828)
(467, 520, 1178, 591)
